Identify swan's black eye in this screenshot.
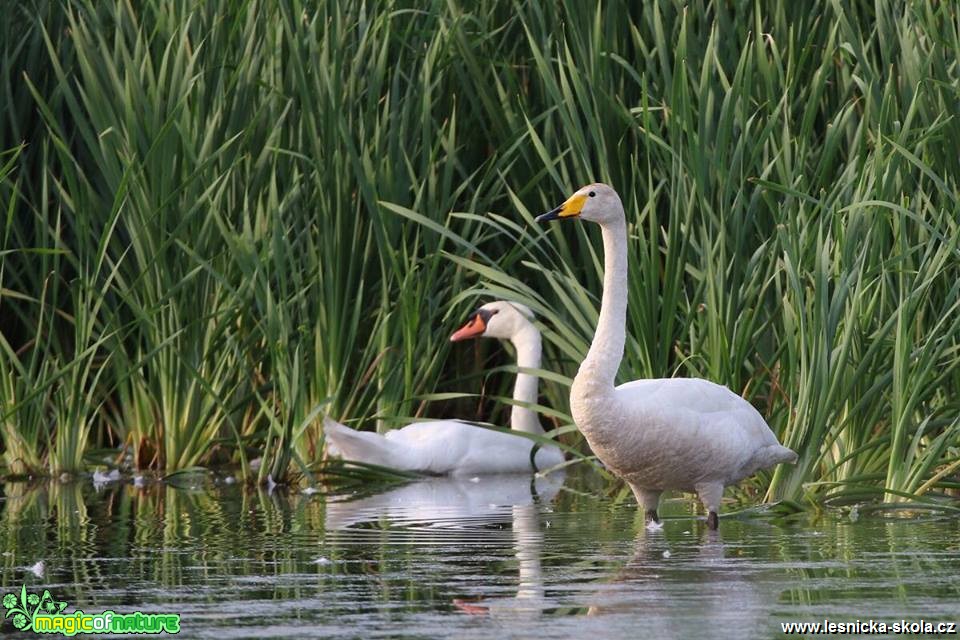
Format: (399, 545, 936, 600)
(588, 191, 596, 197)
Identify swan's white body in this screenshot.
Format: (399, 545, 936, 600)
(538, 184, 796, 527)
(323, 418, 563, 476)
(324, 301, 564, 476)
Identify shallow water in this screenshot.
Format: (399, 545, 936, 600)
(2, 471, 959, 639)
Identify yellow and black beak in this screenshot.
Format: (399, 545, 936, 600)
(449, 308, 495, 342)
(535, 193, 587, 222)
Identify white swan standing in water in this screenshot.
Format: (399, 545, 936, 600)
(323, 301, 564, 475)
(536, 184, 796, 529)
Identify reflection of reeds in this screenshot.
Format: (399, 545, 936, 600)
(1, 1, 958, 506)
(778, 514, 960, 611)
(0, 480, 342, 607)
(1, 482, 51, 585)
(1, 482, 92, 594)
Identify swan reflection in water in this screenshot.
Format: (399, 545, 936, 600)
(451, 502, 547, 619)
(323, 472, 564, 531)
(325, 476, 774, 634)
(451, 513, 773, 634)
(479, 519, 773, 635)
(324, 472, 561, 620)
(584, 526, 773, 637)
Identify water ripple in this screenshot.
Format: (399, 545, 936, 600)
(2, 473, 959, 639)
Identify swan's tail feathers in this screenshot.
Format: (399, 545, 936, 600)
(322, 416, 398, 468)
(774, 444, 799, 465)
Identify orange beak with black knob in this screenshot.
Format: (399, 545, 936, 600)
(449, 308, 496, 342)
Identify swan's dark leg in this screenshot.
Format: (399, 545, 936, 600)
(695, 482, 724, 531)
(630, 484, 662, 527)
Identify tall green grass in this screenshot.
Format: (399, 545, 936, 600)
(1, 0, 958, 506)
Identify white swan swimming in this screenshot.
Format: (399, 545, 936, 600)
(536, 183, 796, 529)
(323, 300, 564, 475)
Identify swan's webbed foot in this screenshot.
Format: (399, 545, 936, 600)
(707, 511, 719, 530)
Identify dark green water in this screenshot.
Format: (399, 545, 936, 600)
(2, 471, 959, 638)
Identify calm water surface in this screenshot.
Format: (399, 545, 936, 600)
(2, 470, 959, 638)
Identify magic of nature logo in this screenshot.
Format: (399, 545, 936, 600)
(3, 586, 180, 635)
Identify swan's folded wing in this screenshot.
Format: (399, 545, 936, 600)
(616, 377, 749, 413)
(384, 421, 555, 475)
(612, 377, 786, 483)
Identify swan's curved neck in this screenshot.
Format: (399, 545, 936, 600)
(510, 326, 544, 434)
(577, 216, 628, 392)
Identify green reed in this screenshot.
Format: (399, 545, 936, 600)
(1, 0, 958, 506)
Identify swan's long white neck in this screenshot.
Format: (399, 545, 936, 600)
(576, 215, 628, 394)
(510, 325, 544, 434)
